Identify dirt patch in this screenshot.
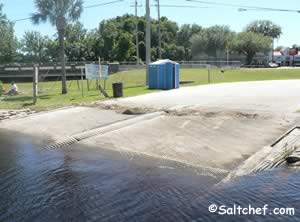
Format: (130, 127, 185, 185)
(0, 109, 36, 121)
(86, 102, 267, 120)
(84, 102, 157, 115)
(165, 109, 263, 120)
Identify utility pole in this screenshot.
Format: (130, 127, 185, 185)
(156, 0, 162, 59)
(135, 0, 140, 65)
(145, 0, 151, 85)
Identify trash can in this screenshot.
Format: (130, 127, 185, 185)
(112, 82, 123, 98)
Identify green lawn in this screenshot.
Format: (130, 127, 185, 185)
(1, 68, 300, 111)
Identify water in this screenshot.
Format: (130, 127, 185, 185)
(0, 129, 300, 222)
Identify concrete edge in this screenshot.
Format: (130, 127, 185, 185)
(81, 141, 229, 178)
(221, 125, 300, 183)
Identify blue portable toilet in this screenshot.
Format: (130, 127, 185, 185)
(148, 59, 180, 90)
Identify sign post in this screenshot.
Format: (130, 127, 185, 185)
(80, 68, 84, 97)
(207, 65, 211, 84)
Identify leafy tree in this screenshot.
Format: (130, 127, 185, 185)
(21, 31, 49, 63)
(83, 30, 104, 61)
(32, 0, 84, 94)
(0, 4, 17, 63)
(246, 20, 282, 39)
(246, 20, 282, 61)
(113, 33, 135, 61)
(45, 38, 60, 62)
(275, 46, 285, 51)
(65, 22, 87, 61)
(232, 32, 272, 65)
(99, 20, 118, 61)
(190, 30, 209, 59)
(176, 24, 202, 60)
(190, 25, 234, 59)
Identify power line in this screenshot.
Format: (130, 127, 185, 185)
(12, 0, 125, 23)
(13, 17, 33, 22)
(84, 0, 124, 9)
(131, 4, 208, 8)
(157, 4, 208, 8)
(186, 0, 300, 13)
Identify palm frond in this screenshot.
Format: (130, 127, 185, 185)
(68, 0, 84, 22)
(31, 13, 47, 24)
(32, 0, 83, 26)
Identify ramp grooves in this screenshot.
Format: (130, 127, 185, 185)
(44, 112, 163, 149)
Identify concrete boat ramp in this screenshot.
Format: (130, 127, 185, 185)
(2, 80, 300, 180)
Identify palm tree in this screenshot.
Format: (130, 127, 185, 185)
(31, 0, 83, 94)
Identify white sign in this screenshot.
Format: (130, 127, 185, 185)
(101, 65, 109, 80)
(85, 64, 100, 80)
(85, 64, 109, 80)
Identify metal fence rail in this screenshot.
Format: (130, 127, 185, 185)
(0, 61, 241, 81)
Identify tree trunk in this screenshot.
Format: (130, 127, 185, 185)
(57, 17, 67, 94)
(58, 29, 67, 94)
(246, 53, 255, 65)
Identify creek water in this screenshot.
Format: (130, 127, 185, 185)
(0, 129, 299, 222)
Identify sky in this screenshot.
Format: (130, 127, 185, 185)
(0, 0, 299, 47)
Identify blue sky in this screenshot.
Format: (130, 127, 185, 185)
(0, 0, 299, 47)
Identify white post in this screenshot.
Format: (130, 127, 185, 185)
(145, 0, 151, 85)
(33, 65, 38, 104)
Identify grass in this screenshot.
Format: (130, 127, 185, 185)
(1, 68, 300, 111)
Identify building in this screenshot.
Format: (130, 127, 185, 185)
(273, 47, 300, 66)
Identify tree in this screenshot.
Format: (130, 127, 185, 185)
(45, 38, 60, 62)
(32, 0, 84, 94)
(232, 32, 272, 65)
(246, 20, 282, 39)
(190, 30, 209, 59)
(113, 33, 135, 61)
(275, 46, 285, 51)
(65, 22, 87, 61)
(98, 15, 179, 62)
(21, 31, 49, 63)
(0, 4, 17, 63)
(190, 25, 234, 59)
(246, 20, 282, 61)
(176, 24, 202, 60)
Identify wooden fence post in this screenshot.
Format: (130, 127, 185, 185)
(33, 65, 38, 104)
